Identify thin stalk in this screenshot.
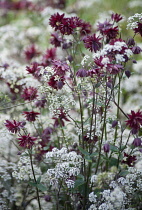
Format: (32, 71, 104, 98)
(95, 79, 108, 174)
(29, 150, 41, 210)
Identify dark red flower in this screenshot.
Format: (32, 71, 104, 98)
(59, 17, 76, 35)
(48, 76, 65, 90)
(5, 120, 24, 133)
(21, 87, 38, 101)
(50, 32, 63, 47)
(53, 109, 70, 127)
(122, 152, 137, 167)
(52, 59, 69, 76)
(79, 21, 91, 36)
(42, 48, 56, 67)
(18, 134, 36, 148)
(83, 34, 102, 52)
(12, 0, 34, 10)
(127, 38, 135, 46)
(126, 110, 142, 134)
(23, 111, 40, 122)
(35, 97, 47, 108)
(103, 26, 119, 40)
(132, 138, 141, 147)
(41, 127, 53, 145)
(26, 62, 41, 79)
(76, 69, 88, 77)
(24, 44, 40, 61)
(134, 22, 142, 37)
(111, 13, 123, 22)
(97, 20, 112, 34)
(49, 13, 65, 31)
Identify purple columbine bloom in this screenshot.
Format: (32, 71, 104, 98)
(103, 143, 110, 153)
(132, 138, 141, 147)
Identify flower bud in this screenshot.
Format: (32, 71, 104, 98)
(112, 120, 118, 128)
(106, 82, 112, 89)
(132, 46, 142, 54)
(132, 138, 141, 147)
(44, 195, 51, 202)
(125, 70, 131, 78)
(103, 143, 110, 153)
(127, 38, 135, 46)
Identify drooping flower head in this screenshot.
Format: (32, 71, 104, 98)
(23, 111, 40, 122)
(50, 32, 63, 47)
(21, 87, 38, 101)
(35, 97, 47, 108)
(48, 76, 65, 90)
(83, 34, 102, 52)
(24, 44, 40, 61)
(52, 59, 69, 76)
(5, 120, 25, 134)
(125, 110, 142, 134)
(26, 62, 41, 79)
(76, 69, 88, 77)
(79, 20, 92, 36)
(42, 48, 56, 67)
(122, 152, 137, 167)
(18, 134, 37, 149)
(53, 108, 70, 127)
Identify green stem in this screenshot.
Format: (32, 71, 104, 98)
(29, 150, 41, 210)
(95, 79, 108, 174)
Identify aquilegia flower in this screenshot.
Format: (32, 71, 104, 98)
(21, 87, 38, 101)
(5, 120, 24, 133)
(125, 110, 142, 134)
(23, 111, 40, 122)
(83, 34, 102, 52)
(18, 134, 37, 148)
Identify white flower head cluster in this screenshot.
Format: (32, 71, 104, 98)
(48, 91, 76, 116)
(93, 41, 132, 64)
(13, 152, 41, 181)
(81, 55, 90, 66)
(46, 147, 82, 189)
(127, 13, 142, 29)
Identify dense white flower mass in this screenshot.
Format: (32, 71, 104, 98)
(46, 148, 82, 188)
(127, 13, 142, 29)
(13, 152, 41, 181)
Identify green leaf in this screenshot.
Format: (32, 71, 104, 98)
(109, 157, 118, 167)
(74, 179, 85, 189)
(37, 183, 47, 192)
(119, 170, 129, 177)
(95, 82, 101, 88)
(78, 147, 89, 156)
(110, 145, 119, 152)
(37, 176, 41, 184)
(90, 152, 99, 157)
(84, 155, 92, 162)
(29, 181, 37, 187)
